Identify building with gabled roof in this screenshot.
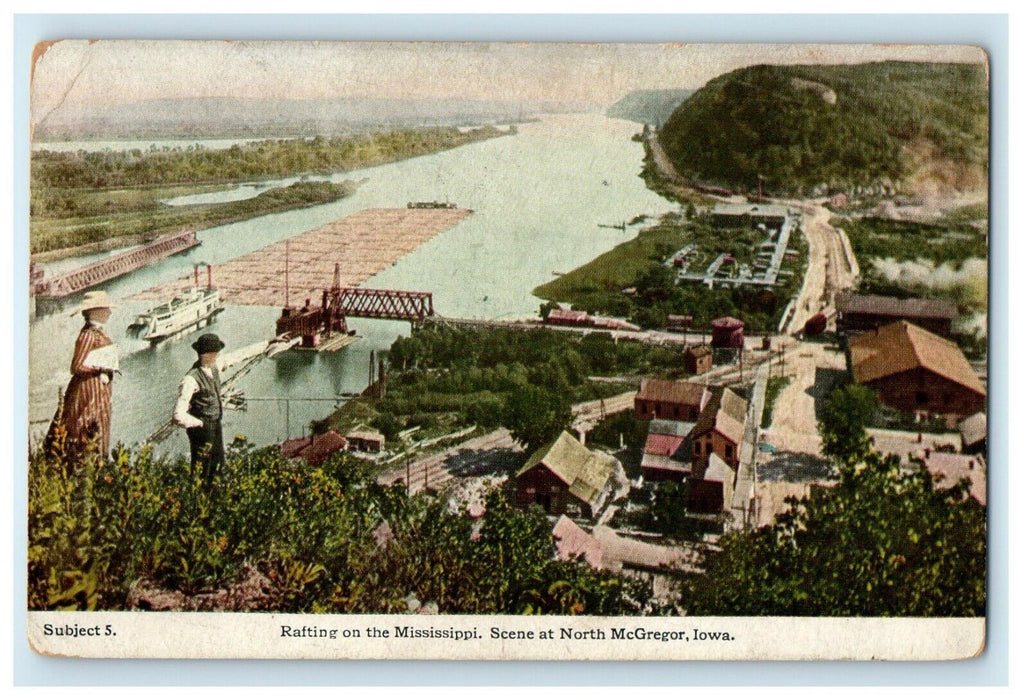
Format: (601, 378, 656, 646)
(346, 424, 385, 453)
(837, 292, 958, 336)
(514, 431, 619, 518)
(634, 378, 710, 421)
(689, 386, 748, 473)
(688, 452, 737, 515)
(684, 343, 713, 375)
(849, 321, 985, 425)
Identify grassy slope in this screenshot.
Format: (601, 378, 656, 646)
(534, 220, 687, 301)
(658, 61, 988, 195)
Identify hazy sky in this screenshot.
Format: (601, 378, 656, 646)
(31, 40, 986, 119)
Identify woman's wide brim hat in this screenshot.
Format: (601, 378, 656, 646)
(70, 290, 118, 316)
(191, 333, 226, 354)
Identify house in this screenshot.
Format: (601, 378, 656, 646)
(641, 419, 694, 481)
(848, 321, 985, 426)
(836, 292, 958, 336)
(689, 386, 748, 472)
(959, 412, 987, 455)
(634, 378, 709, 422)
(346, 425, 386, 453)
(280, 429, 349, 466)
(514, 431, 619, 519)
(684, 344, 713, 375)
(687, 452, 738, 515)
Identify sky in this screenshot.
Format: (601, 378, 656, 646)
(30, 40, 986, 121)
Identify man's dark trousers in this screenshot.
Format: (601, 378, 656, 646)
(187, 418, 224, 487)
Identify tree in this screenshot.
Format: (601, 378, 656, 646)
(504, 386, 572, 452)
(818, 384, 878, 465)
(681, 451, 986, 616)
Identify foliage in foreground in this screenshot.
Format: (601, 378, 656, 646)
(28, 443, 644, 614)
(681, 451, 986, 616)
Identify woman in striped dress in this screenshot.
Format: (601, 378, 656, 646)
(57, 291, 118, 460)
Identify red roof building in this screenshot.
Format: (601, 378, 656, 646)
(280, 430, 349, 466)
(849, 321, 985, 425)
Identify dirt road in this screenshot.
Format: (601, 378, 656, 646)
(787, 202, 859, 334)
(763, 341, 848, 456)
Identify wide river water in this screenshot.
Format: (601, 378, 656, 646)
(29, 114, 673, 455)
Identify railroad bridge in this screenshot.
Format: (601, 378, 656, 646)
(34, 230, 200, 299)
(337, 287, 434, 323)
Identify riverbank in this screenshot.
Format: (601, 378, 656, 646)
(31, 181, 361, 261)
(534, 210, 808, 334)
(31, 125, 508, 257)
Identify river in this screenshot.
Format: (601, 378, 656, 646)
(29, 114, 672, 455)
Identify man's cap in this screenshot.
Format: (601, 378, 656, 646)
(191, 333, 225, 354)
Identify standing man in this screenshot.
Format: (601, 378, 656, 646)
(173, 333, 227, 486)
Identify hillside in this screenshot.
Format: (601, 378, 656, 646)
(606, 89, 694, 126)
(657, 61, 988, 197)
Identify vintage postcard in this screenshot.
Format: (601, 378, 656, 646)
(25, 40, 989, 660)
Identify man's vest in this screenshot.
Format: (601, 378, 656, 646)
(187, 362, 223, 422)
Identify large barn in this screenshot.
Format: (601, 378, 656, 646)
(848, 321, 985, 426)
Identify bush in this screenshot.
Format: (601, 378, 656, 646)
(28, 443, 643, 614)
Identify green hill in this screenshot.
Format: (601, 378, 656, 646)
(607, 89, 694, 126)
(657, 61, 988, 196)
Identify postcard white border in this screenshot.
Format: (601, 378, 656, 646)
(10, 11, 1011, 687)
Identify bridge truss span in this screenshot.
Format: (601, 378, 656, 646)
(338, 287, 434, 323)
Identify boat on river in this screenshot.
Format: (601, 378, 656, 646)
(128, 286, 224, 343)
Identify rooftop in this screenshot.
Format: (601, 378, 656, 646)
(849, 321, 985, 396)
(692, 386, 748, 448)
(837, 292, 958, 321)
(959, 412, 987, 446)
(552, 516, 605, 569)
(518, 431, 618, 510)
(637, 378, 708, 407)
